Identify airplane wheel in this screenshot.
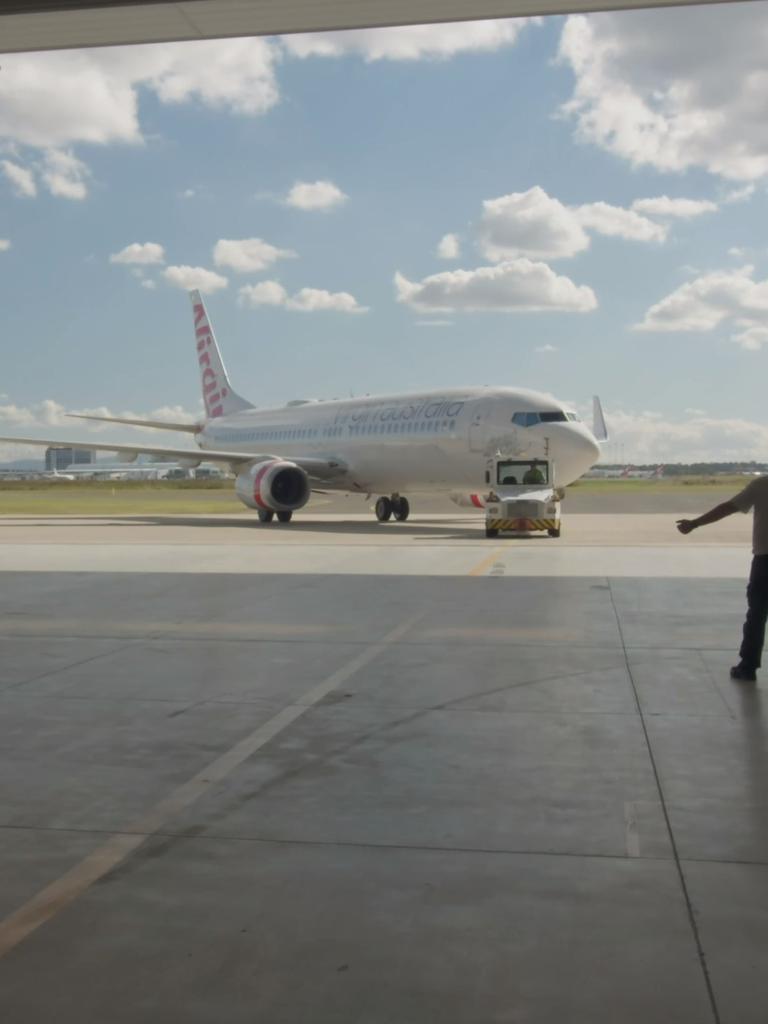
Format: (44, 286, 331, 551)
(276, 510, 293, 523)
(258, 509, 275, 523)
(375, 497, 393, 522)
(485, 527, 499, 538)
(392, 496, 410, 522)
(548, 527, 561, 538)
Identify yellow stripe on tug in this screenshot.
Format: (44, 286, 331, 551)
(486, 518, 559, 532)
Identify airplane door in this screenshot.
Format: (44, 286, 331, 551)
(469, 401, 492, 452)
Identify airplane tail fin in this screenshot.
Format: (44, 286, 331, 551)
(592, 395, 608, 442)
(190, 290, 253, 420)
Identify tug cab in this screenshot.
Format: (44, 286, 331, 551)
(484, 457, 561, 539)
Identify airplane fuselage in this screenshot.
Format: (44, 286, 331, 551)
(198, 386, 601, 494)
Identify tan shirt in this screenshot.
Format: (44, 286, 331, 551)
(732, 476, 768, 556)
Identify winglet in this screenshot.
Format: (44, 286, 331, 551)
(592, 395, 608, 442)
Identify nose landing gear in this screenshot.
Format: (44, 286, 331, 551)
(375, 495, 410, 522)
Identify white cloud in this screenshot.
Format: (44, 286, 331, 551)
(181, 188, 196, 199)
(110, 242, 166, 265)
(287, 288, 367, 313)
(0, 39, 280, 151)
(535, 344, 559, 353)
(0, 40, 280, 201)
(0, 399, 70, 429)
(437, 233, 460, 260)
(0, 239, 10, 252)
(141, 279, 157, 290)
(285, 180, 348, 211)
(395, 259, 597, 314)
(213, 237, 296, 273)
(476, 187, 664, 262)
(41, 149, 89, 200)
(1, 159, 36, 197)
(163, 265, 228, 294)
(635, 265, 768, 348)
(602, 407, 768, 462)
(732, 325, 768, 352)
(478, 188, 589, 262)
(631, 196, 718, 220)
(238, 281, 289, 307)
(238, 281, 367, 313)
(575, 202, 667, 242)
(281, 20, 535, 61)
(723, 184, 756, 204)
(558, 9, 768, 181)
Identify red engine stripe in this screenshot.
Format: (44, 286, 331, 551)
(252, 462, 276, 510)
(470, 493, 484, 509)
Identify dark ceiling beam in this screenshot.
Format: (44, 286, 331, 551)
(0, 0, 748, 55)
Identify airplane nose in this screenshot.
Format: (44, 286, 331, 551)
(585, 430, 601, 465)
(563, 424, 600, 474)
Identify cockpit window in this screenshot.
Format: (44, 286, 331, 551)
(566, 412, 580, 422)
(512, 411, 568, 427)
(539, 411, 568, 423)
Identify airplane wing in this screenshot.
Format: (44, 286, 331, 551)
(0, 436, 347, 481)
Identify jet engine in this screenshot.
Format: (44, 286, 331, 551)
(235, 459, 310, 513)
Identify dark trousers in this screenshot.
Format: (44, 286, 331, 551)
(740, 554, 768, 669)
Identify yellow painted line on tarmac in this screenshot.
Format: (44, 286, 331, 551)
(468, 548, 504, 577)
(0, 611, 424, 960)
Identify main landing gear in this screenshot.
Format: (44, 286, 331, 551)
(257, 509, 293, 523)
(375, 495, 410, 522)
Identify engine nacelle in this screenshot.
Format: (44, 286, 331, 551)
(235, 459, 310, 513)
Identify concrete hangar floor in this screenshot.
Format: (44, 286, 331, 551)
(0, 496, 765, 1024)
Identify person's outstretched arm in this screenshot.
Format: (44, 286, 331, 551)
(677, 501, 739, 535)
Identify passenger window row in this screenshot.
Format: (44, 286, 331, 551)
(214, 419, 458, 445)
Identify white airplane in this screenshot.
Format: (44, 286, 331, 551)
(586, 464, 664, 480)
(39, 469, 76, 482)
(624, 465, 665, 480)
(0, 291, 603, 523)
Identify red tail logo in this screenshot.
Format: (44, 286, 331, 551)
(194, 302, 228, 418)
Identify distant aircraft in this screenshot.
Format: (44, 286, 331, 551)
(624, 465, 665, 479)
(39, 469, 75, 482)
(0, 291, 603, 523)
(586, 464, 664, 480)
(59, 460, 226, 480)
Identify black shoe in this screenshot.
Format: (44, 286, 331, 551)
(730, 664, 757, 682)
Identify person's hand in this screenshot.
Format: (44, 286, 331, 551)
(676, 519, 696, 535)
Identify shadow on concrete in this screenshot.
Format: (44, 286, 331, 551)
(0, 514, 556, 543)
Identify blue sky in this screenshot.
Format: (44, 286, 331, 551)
(1, 6, 767, 462)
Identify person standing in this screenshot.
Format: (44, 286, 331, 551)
(677, 475, 768, 681)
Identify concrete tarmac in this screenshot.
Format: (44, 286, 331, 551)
(0, 502, 765, 1023)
